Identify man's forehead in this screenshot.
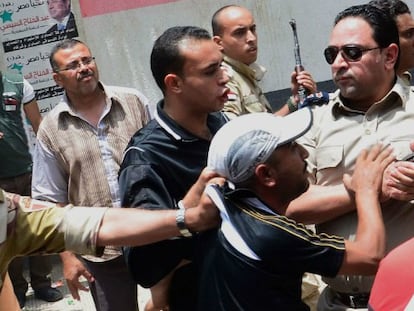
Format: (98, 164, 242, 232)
(181, 39, 220, 61)
(222, 6, 251, 19)
(396, 13, 414, 31)
(330, 17, 373, 45)
(55, 44, 90, 61)
(220, 8, 254, 27)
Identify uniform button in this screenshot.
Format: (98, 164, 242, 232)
(365, 129, 371, 135)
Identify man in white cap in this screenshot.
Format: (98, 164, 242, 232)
(197, 110, 394, 311)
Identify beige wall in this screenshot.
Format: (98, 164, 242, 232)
(70, 0, 365, 106)
(1, 0, 366, 106)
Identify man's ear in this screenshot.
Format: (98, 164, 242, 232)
(255, 164, 277, 187)
(384, 43, 399, 71)
(52, 72, 63, 87)
(164, 73, 182, 94)
(213, 36, 224, 51)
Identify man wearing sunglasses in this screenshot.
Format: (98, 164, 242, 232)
(284, 4, 414, 310)
(31, 39, 151, 311)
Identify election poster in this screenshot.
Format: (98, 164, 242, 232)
(0, 0, 79, 149)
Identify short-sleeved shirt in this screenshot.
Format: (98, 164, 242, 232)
(197, 184, 345, 311)
(118, 101, 227, 308)
(0, 188, 106, 290)
(0, 72, 36, 178)
(298, 78, 414, 294)
(221, 56, 272, 119)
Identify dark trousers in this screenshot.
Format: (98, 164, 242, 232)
(8, 256, 53, 294)
(0, 172, 53, 294)
(83, 255, 138, 311)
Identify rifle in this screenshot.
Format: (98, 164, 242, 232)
(289, 19, 307, 104)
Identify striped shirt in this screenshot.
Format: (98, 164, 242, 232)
(32, 83, 150, 260)
(197, 184, 345, 310)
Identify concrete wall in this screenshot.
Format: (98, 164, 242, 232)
(69, 0, 363, 107)
(8, 0, 404, 107)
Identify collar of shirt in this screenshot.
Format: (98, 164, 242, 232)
(154, 100, 228, 142)
(212, 183, 273, 214)
(401, 71, 412, 86)
(56, 82, 125, 121)
(331, 77, 410, 119)
(223, 55, 267, 82)
(55, 13, 70, 28)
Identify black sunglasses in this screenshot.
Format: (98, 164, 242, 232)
(324, 45, 381, 65)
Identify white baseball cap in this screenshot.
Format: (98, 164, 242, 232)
(207, 108, 312, 184)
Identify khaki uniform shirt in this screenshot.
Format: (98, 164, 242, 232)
(298, 78, 414, 295)
(222, 56, 272, 119)
(0, 189, 106, 290)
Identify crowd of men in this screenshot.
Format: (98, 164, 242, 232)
(1, 1, 414, 311)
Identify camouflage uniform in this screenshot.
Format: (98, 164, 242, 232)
(222, 55, 272, 119)
(0, 189, 106, 290)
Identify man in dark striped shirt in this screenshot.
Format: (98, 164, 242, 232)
(197, 110, 394, 311)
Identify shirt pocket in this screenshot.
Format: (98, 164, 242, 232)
(389, 139, 413, 161)
(243, 94, 267, 113)
(315, 145, 343, 171)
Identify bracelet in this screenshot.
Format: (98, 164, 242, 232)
(287, 96, 298, 112)
(176, 200, 193, 237)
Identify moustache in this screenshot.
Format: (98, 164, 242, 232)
(77, 71, 94, 81)
(333, 68, 349, 81)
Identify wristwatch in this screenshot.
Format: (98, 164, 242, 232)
(287, 96, 298, 112)
(176, 201, 193, 237)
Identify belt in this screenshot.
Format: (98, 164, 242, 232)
(335, 292, 370, 309)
